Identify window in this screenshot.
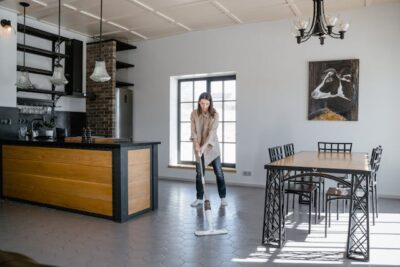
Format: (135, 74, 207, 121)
(178, 75, 236, 168)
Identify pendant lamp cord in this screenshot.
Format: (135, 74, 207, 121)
(99, 0, 103, 60)
(23, 5, 26, 70)
(57, 0, 61, 65)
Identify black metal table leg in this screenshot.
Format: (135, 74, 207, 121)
(346, 173, 370, 261)
(262, 169, 285, 247)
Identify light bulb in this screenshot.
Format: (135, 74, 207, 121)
(291, 26, 300, 37)
(50, 64, 68, 86)
(339, 20, 350, 32)
(90, 60, 111, 82)
(326, 15, 338, 27)
(15, 71, 34, 89)
(294, 17, 309, 30)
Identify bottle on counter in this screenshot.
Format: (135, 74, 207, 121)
(86, 127, 92, 143)
(81, 128, 87, 143)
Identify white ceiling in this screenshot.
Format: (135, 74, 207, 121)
(1, 0, 399, 41)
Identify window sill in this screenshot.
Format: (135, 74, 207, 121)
(168, 164, 237, 173)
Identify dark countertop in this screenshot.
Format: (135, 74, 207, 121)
(0, 138, 161, 150)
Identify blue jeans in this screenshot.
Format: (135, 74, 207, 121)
(195, 156, 226, 199)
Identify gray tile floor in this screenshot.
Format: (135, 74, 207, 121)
(1, 180, 400, 267)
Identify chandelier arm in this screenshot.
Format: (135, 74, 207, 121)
(321, 0, 341, 37)
(327, 33, 342, 39)
(301, 0, 317, 38)
(299, 33, 314, 43)
(316, 0, 330, 36)
(320, 0, 330, 30)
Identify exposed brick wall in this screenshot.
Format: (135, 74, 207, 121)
(86, 41, 116, 137)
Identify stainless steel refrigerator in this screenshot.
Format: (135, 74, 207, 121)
(115, 88, 133, 139)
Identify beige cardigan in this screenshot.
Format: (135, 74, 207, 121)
(190, 109, 221, 166)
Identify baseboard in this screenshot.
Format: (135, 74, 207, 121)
(159, 176, 265, 189)
(159, 176, 400, 199)
(379, 194, 400, 200)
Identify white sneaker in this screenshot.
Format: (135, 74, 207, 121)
(220, 198, 228, 206)
(190, 199, 203, 207)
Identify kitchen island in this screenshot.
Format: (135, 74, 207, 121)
(0, 138, 160, 222)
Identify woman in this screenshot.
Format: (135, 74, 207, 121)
(190, 92, 227, 207)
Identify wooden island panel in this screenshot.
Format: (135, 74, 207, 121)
(128, 148, 151, 215)
(2, 145, 113, 216)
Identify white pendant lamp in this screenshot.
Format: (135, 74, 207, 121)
(15, 2, 33, 89)
(50, 0, 68, 86)
(89, 0, 110, 82)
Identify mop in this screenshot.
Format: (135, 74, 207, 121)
(194, 154, 228, 236)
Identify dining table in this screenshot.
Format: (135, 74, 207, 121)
(262, 151, 371, 261)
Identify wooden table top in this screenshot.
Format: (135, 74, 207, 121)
(265, 151, 371, 174)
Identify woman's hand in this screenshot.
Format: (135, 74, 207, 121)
(200, 145, 207, 155)
(194, 143, 201, 154)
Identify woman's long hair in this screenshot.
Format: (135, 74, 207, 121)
(197, 92, 216, 118)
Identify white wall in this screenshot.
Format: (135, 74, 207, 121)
(0, 8, 17, 107)
(125, 3, 400, 197)
(0, 8, 89, 112)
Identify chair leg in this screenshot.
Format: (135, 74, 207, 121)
(375, 184, 379, 218)
(371, 184, 375, 226)
(292, 192, 295, 209)
(318, 180, 321, 219)
(323, 179, 325, 212)
(336, 199, 339, 220)
(329, 200, 331, 227)
(309, 193, 312, 234)
(286, 191, 289, 215)
(325, 197, 328, 237)
(314, 190, 318, 224)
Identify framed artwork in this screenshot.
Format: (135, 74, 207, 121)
(308, 59, 359, 121)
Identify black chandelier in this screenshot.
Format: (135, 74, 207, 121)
(293, 0, 350, 45)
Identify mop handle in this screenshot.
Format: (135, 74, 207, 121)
(197, 153, 211, 211)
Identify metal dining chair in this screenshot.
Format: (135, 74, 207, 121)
(269, 145, 318, 233)
(324, 146, 382, 236)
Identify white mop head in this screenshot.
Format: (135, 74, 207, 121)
(194, 229, 228, 236)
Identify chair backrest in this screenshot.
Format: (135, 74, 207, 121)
(371, 146, 383, 172)
(283, 143, 295, 157)
(269, 146, 284, 163)
(318, 142, 352, 152)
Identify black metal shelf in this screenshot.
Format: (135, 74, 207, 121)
(116, 61, 134, 69)
(17, 65, 53, 76)
(17, 23, 69, 42)
(115, 39, 136, 51)
(116, 81, 134, 87)
(17, 88, 66, 96)
(17, 97, 55, 107)
(17, 44, 66, 59)
(87, 39, 136, 51)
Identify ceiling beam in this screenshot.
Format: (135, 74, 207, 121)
(285, 0, 302, 17)
(125, 0, 192, 32)
(209, 1, 242, 24)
